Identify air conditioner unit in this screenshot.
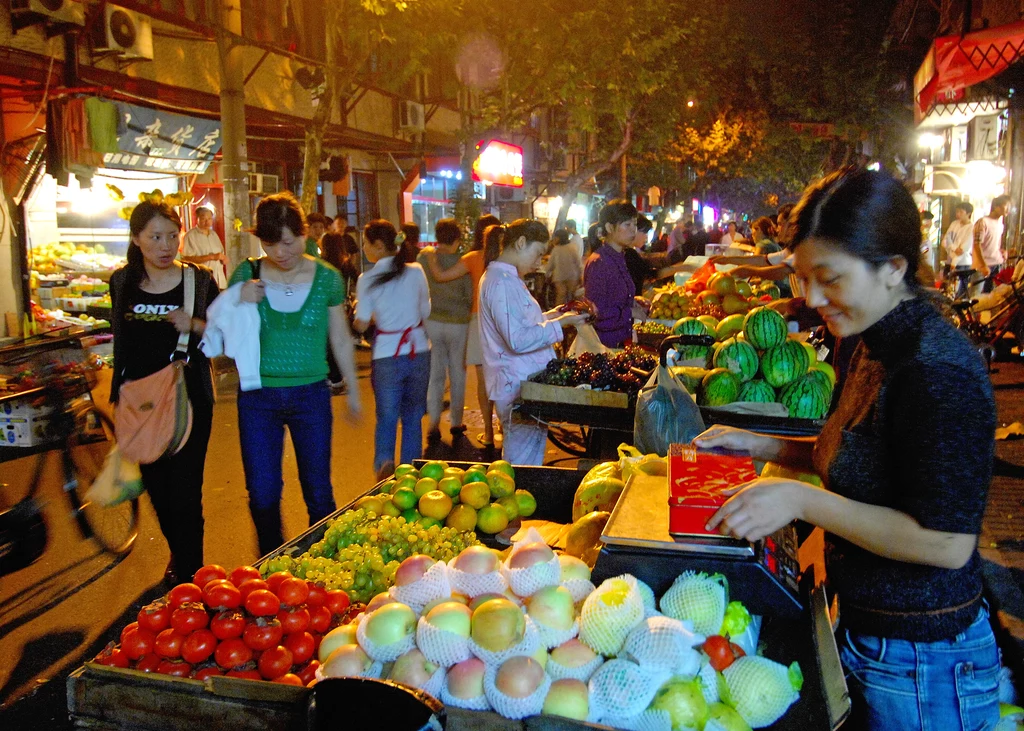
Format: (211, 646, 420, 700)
(248, 173, 280, 195)
(94, 4, 153, 60)
(399, 100, 425, 132)
(11, 0, 85, 29)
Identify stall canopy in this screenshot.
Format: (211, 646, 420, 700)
(915, 20, 1024, 124)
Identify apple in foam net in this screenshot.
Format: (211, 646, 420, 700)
(446, 657, 486, 699)
(470, 598, 526, 652)
(364, 602, 417, 646)
(318, 623, 358, 662)
(389, 648, 439, 689)
(395, 554, 436, 586)
(542, 679, 589, 721)
(558, 554, 592, 583)
(509, 541, 556, 570)
(322, 644, 373, 678)
(451, 545, 500, 574)
(526, 585, 575, 631)
(550, 638, 598, 668)
(425, 601, 472, 638)
(495, 656, 546, 698)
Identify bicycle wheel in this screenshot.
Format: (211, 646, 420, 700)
(65, 405, 139, 556)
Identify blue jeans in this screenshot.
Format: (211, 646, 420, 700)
(840, 605, 1000, 731)
(237, 380, 336, 555)
(370, 352, 430, 473)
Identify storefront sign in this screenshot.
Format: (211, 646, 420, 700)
(472, 140, 523, 188)
(104, 103, 222, 174)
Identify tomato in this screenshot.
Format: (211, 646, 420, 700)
(157, 659, 193, 677)
(702, 635, 745, 672)
(192, 564, 228, 588)
(171, 602, 210, 634)
(154, 629, 186, 659)
(265, 571, 292, 594)
(203, 580, 242, 610)
(305, 583, 327, 607)
(210, 610, 246, 640)
(135, 653, 162, 673)
(243, 618, 284, 651)
(181, 629, 218, 665)
(258, 645, 294, 680)
(215, 637, 253, 669)
(192, 665, 224, 681)
(308, 605, 331, 634)
(276, 577, 310, 607)
(167, 583, 203, 610)
(238, 578, 271, 602)
(272, 673, 303, 686)
(324, 590, 350, 616)
(138, 601, 171, 634)
(277, 607, 310, 635)
(284, 631, 315, 665)
(245, 589, 281, 617)
(229, 565, 262, 587)
(296, 660, 320, 686)
(226, 668, 262, 681)
(121, 627, 157, 660)
(120, 621, 140, 643)
(94, 642, 130, 668)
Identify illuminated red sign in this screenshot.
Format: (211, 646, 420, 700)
(472, 140, 524, 188)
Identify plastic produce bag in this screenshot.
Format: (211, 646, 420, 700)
(85, 445, 144, 507)
(634, 367, 705, 457)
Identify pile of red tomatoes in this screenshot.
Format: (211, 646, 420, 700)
(93, 564, 362, 686)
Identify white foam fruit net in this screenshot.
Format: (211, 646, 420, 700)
(622, 615, 706, 673)
(533, 617, 579, 650)
(468, 615, 541, 667)
(389, 561, 452, 613)
(483, 661, 553, 720)
(578, 576, 646, 657)
(416, 616, 473, 667)
(588, 657, 670, 720)
(446, 560, 509, 598)
(563, 578, 597, 604)
(546, 653, 605, 684)
(439, 671, 492, 712)
(356, 609, 418, 662)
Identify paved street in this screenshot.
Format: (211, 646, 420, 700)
(2, 349, 1024, 728)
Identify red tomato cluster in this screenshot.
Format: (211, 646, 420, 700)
(93, 565, 362, 687)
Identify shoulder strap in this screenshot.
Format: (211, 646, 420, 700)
(175, 266, 195, 356)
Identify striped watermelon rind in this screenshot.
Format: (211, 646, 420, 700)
(699, 368, 741, 407)
(778, 375, 830, 419)
(743, 307, 788, 350)
(673, 317, 708, 337)
(761, 340, 810, 388)
(713, 338, 760, 382)
(737, 379, 776, 403)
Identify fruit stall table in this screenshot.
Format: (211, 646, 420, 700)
(68, 462, 845, 731)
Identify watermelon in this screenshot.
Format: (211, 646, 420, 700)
(760, 340, 809, 388)
(778, 375, 830, 419)
(743, 307, 788, 350)
(699, 368, 741, 407)
(673, 317, 708, 337)
(738, 379, 776, 403)
(713, 337, 760, 382)
(716, 313, 745, 341)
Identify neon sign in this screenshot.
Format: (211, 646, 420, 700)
(472, 140, 524, 188)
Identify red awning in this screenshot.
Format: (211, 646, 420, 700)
(914, 20, 1024, 124)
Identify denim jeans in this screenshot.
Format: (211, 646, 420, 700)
(370, 352, 431, 473)
(424, 320, 468, 430)
(237, 380, 336, 555)
(840, 605, 1000, 731)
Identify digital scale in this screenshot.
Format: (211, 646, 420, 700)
(593, 447, 806, 617)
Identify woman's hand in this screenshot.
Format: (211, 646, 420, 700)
(166, 308, 194, 334)
(693, 425, 768, 454)
(705, 478, 807, 541)
(241, 279, 265, 303)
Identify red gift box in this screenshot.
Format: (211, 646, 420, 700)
(667, 443, 758, 537)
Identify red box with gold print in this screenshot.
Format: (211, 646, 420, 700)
(667, 444, 759, 537)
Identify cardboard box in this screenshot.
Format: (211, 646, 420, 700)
(667, 443, 758, 537)
(520, 372, 630, 408)
(0, 415, 55, 446)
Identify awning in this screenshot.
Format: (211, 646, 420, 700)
(914, 20, 1024, 124)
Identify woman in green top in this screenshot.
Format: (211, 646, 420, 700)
(232, 192, 361, 555)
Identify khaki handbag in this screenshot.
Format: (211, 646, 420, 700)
(115, 267, 196, 464)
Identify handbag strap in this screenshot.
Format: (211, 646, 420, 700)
(174, 265, 196, 358)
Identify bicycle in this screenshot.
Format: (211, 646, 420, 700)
(0, 334, 139, 577)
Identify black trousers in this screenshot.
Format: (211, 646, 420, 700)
(138, 382, 214, 583)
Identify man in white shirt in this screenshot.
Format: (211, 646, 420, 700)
(181, 207, 227, 288)
(972, 195, 1009, 294)
(941, 201, 974, 299)
(565, 219, 585, 261)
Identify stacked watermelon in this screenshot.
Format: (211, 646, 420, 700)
(692, 307, 834, 419)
